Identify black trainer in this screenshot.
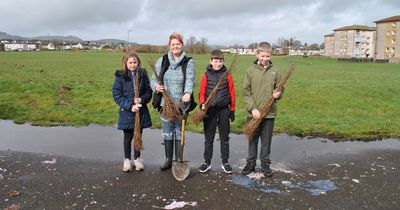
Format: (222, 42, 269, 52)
(262, 164, 273, 177)
(241, 160, 256, 175)
(198, 162, 211, 173)
(221, 163, 233, 174)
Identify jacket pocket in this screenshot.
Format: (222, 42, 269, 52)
(119, 108, 134, 125)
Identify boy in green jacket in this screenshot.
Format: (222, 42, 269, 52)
(242, 42, 282, 177)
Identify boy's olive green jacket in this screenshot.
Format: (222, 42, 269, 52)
(243, 61, 282, 119)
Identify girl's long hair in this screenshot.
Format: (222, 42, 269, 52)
(119, 51, 141, 75)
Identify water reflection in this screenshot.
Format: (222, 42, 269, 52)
(1, 120, 399, 168)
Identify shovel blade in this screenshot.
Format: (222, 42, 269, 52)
(172, 161, 190, 181)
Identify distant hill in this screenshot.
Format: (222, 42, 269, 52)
(0, 31, 82, 42)
(32, 35, 82, 42)
(209, 44, 229, 49)
(0, 31, 26, 40)
(0, 31, 140, 45)
(94, 39, 127, 43)
(93, 38, 138, 45)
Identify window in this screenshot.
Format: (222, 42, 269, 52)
(392, 47, 395, 52)
(392, 31, 396, 35)
(387, 31, 390, 35)
(393, 39, 396, 44)
(386, 47, 389, 52)
(393, 23, 397, 27)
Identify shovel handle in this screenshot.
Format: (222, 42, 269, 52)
(179, 101, 189, 162)
(178, 118, 186, 162)
(181, 119, 185, 145)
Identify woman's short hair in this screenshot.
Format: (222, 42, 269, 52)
(169, 32, 184, 45)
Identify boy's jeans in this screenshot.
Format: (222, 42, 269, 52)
(247, 118, 275, 163)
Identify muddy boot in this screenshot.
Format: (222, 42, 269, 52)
(160, 140, 173, 171)
(174, 140, 181, 161)
(261, 160, 273, 177)
(241, 160, 256, 175)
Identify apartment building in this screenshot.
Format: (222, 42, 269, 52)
(374, 15, 400, 62)
(332, 25, 376, 58)
(324, 33, 334, 57)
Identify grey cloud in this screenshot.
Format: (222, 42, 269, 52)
(0, 0, 143, 36)
(0, 0, 398, 45)
(146, 0, 316, 20)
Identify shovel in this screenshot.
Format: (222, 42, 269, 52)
(172, 103, 190, 181)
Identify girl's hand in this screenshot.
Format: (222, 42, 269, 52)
(252, 109, 261, 119)
(131, 105, 139, 112)
(155, 83, 164, 93)
(182, 93, 191, 102)
(134, 97, 142, 104)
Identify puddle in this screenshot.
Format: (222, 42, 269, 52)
(282, 180, 337, 196)
(232, 175, 282, 194)
(232, 175, 336, 196)
(0, 120, 399, 168)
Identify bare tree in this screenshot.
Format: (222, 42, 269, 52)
(289, 38, 294, 48)
(276, 37, 290, 48)
(293, 40, 302, 49)
(309, 43, 320, 50)
(186, 36, 197, 54)
(247, 42, 258, 49)
(319, 43, 325, 50)
(200, 37, 208, 53)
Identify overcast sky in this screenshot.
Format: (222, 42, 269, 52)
(1, 0, 399, 46)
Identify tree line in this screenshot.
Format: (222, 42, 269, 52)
(132, 36, 210, 54)
(126, 36, 324, 53)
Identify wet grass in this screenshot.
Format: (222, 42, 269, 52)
(0, 51, 399, 140)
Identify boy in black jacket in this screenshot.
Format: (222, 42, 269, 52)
(198, 50, 236, 174)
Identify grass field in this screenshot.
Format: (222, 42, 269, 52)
(0, 51, 399, 140)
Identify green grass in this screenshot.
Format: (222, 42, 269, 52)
(0, 51, 399, 140)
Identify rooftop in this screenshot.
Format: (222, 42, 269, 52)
(333, 25, 376, 31)
(374, 15, 400, 23)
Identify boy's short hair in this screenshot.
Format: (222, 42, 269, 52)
(257, 42, 272, 53)
(210, 49, 224, 60)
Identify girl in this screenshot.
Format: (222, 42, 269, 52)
(112, 52, 152, 172)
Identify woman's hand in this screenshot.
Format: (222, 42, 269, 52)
(155, 83, 164, 93)
(182, 93, 191, 102)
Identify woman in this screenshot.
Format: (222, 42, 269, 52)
(150, 32, 195, 171)
(112, 51, 152, 172)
